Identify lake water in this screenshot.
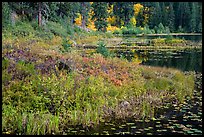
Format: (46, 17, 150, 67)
(116, 49, 202, 73)
(140, 49, 202, 72)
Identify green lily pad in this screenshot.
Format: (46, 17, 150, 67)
(144, 128, 149, 131)
(186, 124, 192, 128)
(135, 131, 141, 134)
(186, 131, 194, 134)
(194, 130, 202, 133)
(156, 129, 162, 132)
(127, 123, 135, 125)
(114, 132, 121, 135)
(111, 127, 116, 130)
(71, 130, 77, 133)
(148, 127, 153, 129)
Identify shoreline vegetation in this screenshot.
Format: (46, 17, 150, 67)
(2, 31, 197, 134)
(115, 33, 202, 36)
(2, 2, 202, 135)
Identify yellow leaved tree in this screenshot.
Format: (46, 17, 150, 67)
(75, 13, 82, 26)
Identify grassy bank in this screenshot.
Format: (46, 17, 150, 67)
(2, 38, 195, 135)
(2, 21, 195, 135)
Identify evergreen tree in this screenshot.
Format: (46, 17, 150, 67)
(189, 2, 197, 32)
(160, 2, 168, 26)
(167, 3, 175, 32)
(176, 2, 191, 32)
(80, 2, 91, 29)
(122, 2, 134, 26)
(148, 2, 162, 29)
(183, 2, 191, 32)
(175, 2, 184, 31)
(113, 2, 134, 27)
(2, 2, 12, 27)
(47, 2, 60, 22)
(196, 2, 202, 33)
(92, 2, 108, 32)
(136, 8, 145, 27)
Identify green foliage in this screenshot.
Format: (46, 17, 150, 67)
(16, 60, 36, 77)
(167, 3, 175, 31)
(61, 38, 72, 52)
(121, 27, 143, 35)
(143, 25, 152, 34)
(45, 21, 68, 38)
(113, 29, 122, 35)
(12, 22, 35, 37)
(2, 58, 10, 70)
(113, 2, 134, 27)
(148, 2, 162, 29)
(2, 45, 196, 134)
(177, 26, 184, 33)
(2, 2, 199, 133)
(2, 104, 60, 135)
(2, 69, 12, 86)
(156, 23, 165, 34)
(35, 29, 55, 40)
(165, 38, 185, 44)
(2, 2, 12, 28)
(96, 41, 112, 58)
(136, 8, 146, 27)
(92, 2, 108, 32)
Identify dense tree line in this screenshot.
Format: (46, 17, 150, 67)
(2, 2, 202, 33)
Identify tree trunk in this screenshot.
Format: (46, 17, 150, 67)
(11, 11, 17, 26)
(82, 15, 86, 29)
(81, 2, 86, 29)
(38, 2, 42, 27)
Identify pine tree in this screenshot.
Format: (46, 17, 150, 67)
(196, 2, 202, 33)
(113, 2, 134, 27)
(136, 8, 145, 27)
(122, 2, 134, 27)
(148, 2, 162, 29)
(189, 2, 197, 32)
(183, 2, 191, 32)
(167, 3, 175, 32)
(176, 2, 185, 31)
(2, 2, 12, 27)
(92, 2, 108, 32)
(80, 2, 91, 29)
(160, 2, 168, 26)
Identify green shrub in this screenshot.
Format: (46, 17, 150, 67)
(45, 21, 67, 38)
(2, 57, 9, 70)
(143, 25, 152, 34)
(16, 60, 36, 77)
(12, 22, 35, 37)
(121, 27, 143, 35)
(113, 29, 122, 35)
(121, 27, 129, 35)
(96, 41, 112, 58)
(61, 38, 72, 52)
(157, 23, 165, 34)
(35, 29, 54, 40)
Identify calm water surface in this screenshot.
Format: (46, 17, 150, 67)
(137, 49, 202, 72)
